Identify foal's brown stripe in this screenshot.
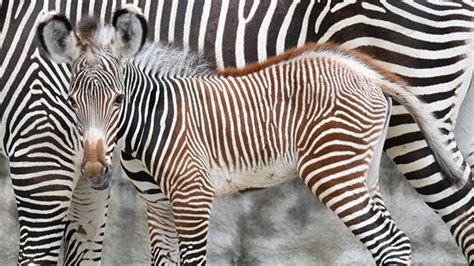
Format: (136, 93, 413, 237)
(313, 162, 367, 196)
(340, 197, 372, 226)
(321, 182, 367, 207)
(330, 191, 369, 216)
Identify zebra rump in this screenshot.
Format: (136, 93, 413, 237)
(321, 47, 469, 187)
(221, 44, 468, 187)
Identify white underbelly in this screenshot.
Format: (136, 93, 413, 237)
(209, 158, 298, 196)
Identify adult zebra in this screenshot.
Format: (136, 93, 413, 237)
(1, 0, 473, 264)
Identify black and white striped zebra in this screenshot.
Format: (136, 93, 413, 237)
(1, 0, 473, 264)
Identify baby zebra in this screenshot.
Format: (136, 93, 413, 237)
(38, 6, 464, 265)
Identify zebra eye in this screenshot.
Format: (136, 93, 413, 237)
(114, 94, 124, 105)
(68, 96, 78, 108)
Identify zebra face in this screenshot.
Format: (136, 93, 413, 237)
(37, 5, 147, 190)
(68, 51, 124, 189)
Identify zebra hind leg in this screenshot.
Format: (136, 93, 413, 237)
(368, 180, 393, 221)
(297, 148, 411, 265)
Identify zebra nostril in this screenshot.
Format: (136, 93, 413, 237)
(102, 165, 111, 176)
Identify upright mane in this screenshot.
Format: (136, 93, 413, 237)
(77, 17, 101, 49)
(132, 42, 213, 77)
(73, 17, 114, 64)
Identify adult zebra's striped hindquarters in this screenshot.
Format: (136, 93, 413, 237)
(37, 5, 468, 265)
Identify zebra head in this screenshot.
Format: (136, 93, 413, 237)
(37, 6, 147, 190)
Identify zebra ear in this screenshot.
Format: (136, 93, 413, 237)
(37, 12, 81, 64)
(111, 5, 147, 60)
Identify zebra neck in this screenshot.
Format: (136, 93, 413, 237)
(118, 63, 175, 164)
(131, 42, 212, 78)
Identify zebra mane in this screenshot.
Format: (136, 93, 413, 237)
(77, 17, 100, 48)
(132, 42, 213, 77)
(77, 17, 113, 51)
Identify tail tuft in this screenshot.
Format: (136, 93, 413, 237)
(380, 82, 467, 187)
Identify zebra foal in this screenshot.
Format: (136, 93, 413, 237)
(37, 6, 467, 265)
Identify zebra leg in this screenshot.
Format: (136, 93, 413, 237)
(8, 150, 75, 264)
(385, 105, 473, 262)
(9, 149, 110, 264)
(167, 172, 214, 265)
(297, 139, 411, 264)
(120, 151, 179, 264)
(455, 80, 474, 170)
(147, 198, 179, 265)
(63, 175, 110, 264)
(299, 166, 411, 264)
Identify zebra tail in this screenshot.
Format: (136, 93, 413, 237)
(380, 82, 467, 187)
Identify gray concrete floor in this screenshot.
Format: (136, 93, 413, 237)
(0, 153, 466, 265)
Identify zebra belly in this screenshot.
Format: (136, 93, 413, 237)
(209, 158, 298, 196)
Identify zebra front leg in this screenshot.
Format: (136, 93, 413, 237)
(167, 171, 215, 265)
(63, 175, 110, 264)
(147, 197, 179, 265)
(120, 151, 179, 264)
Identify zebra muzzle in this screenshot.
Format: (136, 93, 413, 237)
(81, 162, 111, 190)
(81, 139, 111, 190)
